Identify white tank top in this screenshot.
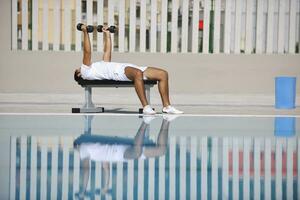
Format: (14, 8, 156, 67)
(81, 61, 124, 80)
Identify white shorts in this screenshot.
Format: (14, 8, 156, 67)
(115, 63, 148, 81)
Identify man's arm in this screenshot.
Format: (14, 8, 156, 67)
(103, 27, 112, 62)
(82, 25, 92, 66)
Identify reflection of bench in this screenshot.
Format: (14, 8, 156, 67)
(72, 77, 157, 113)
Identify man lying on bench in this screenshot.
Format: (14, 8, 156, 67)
(74, 24, 183, 115)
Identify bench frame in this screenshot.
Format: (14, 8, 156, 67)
(72, 79, 157, 113)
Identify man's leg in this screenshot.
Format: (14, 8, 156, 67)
(123, 121, 148, 159)
(125, 67, 149, 107)
(143, 67, 171, 107)
(143, 118, 169, 157)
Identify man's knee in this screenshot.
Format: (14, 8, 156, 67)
(133, 70, 144, 80)
(158, 69, 168, 81)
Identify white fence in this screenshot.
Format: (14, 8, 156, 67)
(10, 135, 300, 199)
(12, 0, 300, 54)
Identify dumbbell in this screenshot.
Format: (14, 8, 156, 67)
(97, 25, 116, 33)
(76, 23, 94, 33)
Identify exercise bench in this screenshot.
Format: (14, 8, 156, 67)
(72, 77, 157, 113)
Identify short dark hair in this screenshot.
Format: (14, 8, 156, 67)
(74, 70, 81, 82)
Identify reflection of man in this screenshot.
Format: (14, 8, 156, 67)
(74, 116, 177, 199)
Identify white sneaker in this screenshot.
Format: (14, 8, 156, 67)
(162, 114, 179, 122)
(143, 105, 156, 115)
(143, 115, 156, 124)
(162, 105, 184, 114)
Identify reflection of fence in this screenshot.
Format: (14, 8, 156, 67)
(12, 0, 300, 54)
(10, 135, 299, 199)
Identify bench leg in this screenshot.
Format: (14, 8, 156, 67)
(72, 87, 104, 113)
(84, 87, 95, 108)
(84, 115, 93, 135)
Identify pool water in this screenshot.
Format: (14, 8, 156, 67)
(0, 114, 299, 200)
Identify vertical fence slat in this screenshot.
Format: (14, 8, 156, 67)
(140, 0, 146, 52)
(53, 0, 60, 51)
(42, 0, 48, 50)
(179, 137, 186, 199)
(286, 139, 294, 200)
(86, 0, 93, 50)
(222, 137, 229, 198)
(245, 0, 254, 53)
(254, 138, 261, 199)
(232, 138, 239, 199)
(266, 0, 275, 53)
(9, 137, 16, 200)
(159, 154, 165, 199)
(51, 137, 58, 200)
(127, 161, 134, 200)
(213, 0, 221, 53)
(32, 0, 38, 50)
(73, 152, 80, 198)
(202, 0, 211, 53)
(138, 159, 144, 199)
(160, 0, 168, 53)
(150, 0, 157, 52)
(148, 158, 155, 200)
(243, 138, 251, 200)
(171, 0, 179, 53)
(264, 138, 272, 200)
(75, 0, 82, 51)
(20, 137, 27, 199)
(22, 0, 28, 50)
(256, 0, 264, 53)
(30, 137, 37, 200)
(275, 139, 283, 199)
(108, 0, 114, 52)
(94, 162, 101, 200)
(40, 138, 48, 199)
(12, 0, 18, 50)
(129, 0, 136, 52)
(62, 139, 70, 199)
(169, 137, 176, 199)
(277, 0, 286, 53)
(181, 0, 189, 53)
(190, 138, 197, 199)
(288, 0, 297, 53)
(234, 0, 242, 53)
(97, 0, 104, 52)
(211, 137, 219, 200)
(64, 0, 71, 51)
(192, 0, 200, 53)
(224, 0, 232, 53)
(106, 165, 113, 200)
(116, 162, 123, 200)
(201, 137, 208, 199)
(118, 0, 125, 52)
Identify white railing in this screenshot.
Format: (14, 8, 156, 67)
(12, 0, 300, 54)
(10, 135, 300, 199)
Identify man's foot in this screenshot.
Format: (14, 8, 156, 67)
(143, 105, 156, 115)
(162, 105, 184, 114)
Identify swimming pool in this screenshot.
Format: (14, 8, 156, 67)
(0, 114, 299, 199)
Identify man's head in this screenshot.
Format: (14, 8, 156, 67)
(74, 68, 81, 82)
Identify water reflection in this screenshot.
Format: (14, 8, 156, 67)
(8, 116, 299, 200)
(73, 116, 169, 199)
